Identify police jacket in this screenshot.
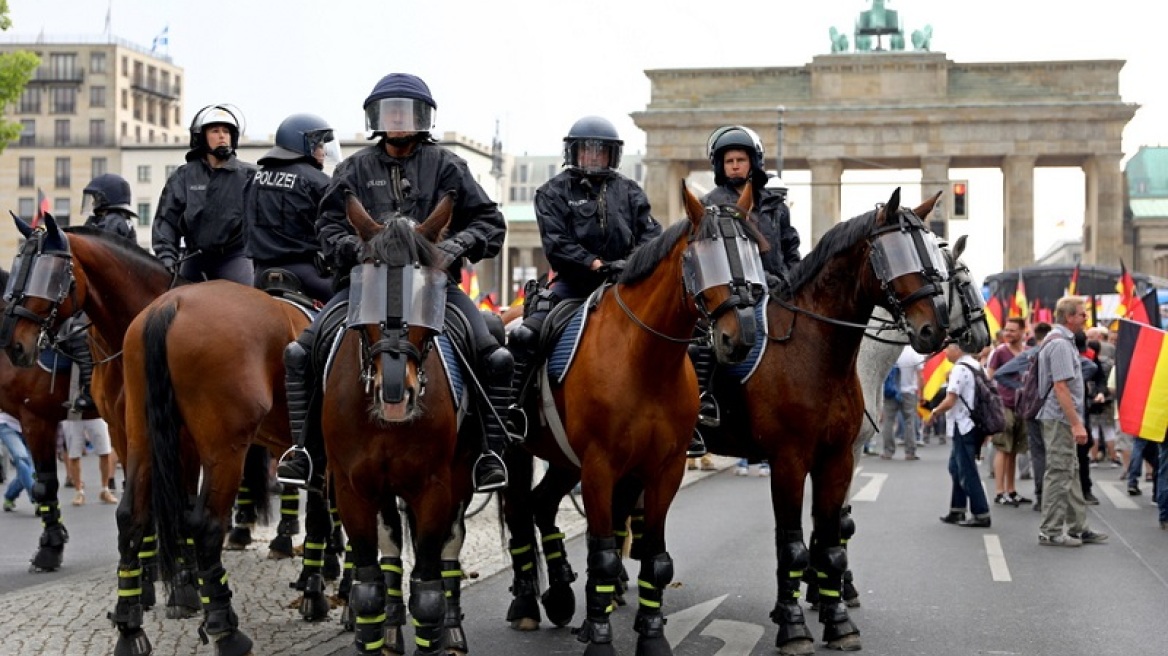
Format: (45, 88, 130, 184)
(244, 157, 330, 264)
(317, 140, 505, 282)
(152, 153, 257, 264)
(534, 170, 661, 290)
(702, 185, 801, 276)
(84, 209, 137, 242)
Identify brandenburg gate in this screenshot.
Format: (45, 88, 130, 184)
(631, 51, 1137, 268)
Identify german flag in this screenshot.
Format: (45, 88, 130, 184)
(1115, 319, 1168, 442)
(32, 188, 49, 228)
(984, 294, 1004, 340)
(918, 350, 953, 419)
(1009, 273, 1029, 319)
(1116, 261, 1153, 325)
(1066, 262, 1080, 296)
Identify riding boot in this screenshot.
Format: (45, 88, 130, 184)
(505, 317, 542, 439)
(690, 344, 719, 427)
(474, 346, 513, 493)
(276, 341, 324, 492)
(64, 328, 96, 412)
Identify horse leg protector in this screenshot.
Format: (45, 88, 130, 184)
(109, 567, 151, 656)
(30, 521, 69, 572)
(441, 560, 469, 654)
(226, 489, 256, 549)
(337, 544, 356, 632)
(815, 546, 860, 646)
(839, 506, 860, 607)
(574, 536, 620, 648)
(633, 552, 674, 644)
(138, 535, 158, 610)
(771, 530, 813, 649)
(195, 564, 254, 656)
(408, 578, 447, 655)
(379, 557, 406, 654)
(350, 574, 388, 655)
(297, 536, 331, 623)
(324, 514, 345, 581)
(506, 538, 542, 627)
(540, 530, 577, 627)
(268, 487, 301, 558)
(165, 547, 201, 619)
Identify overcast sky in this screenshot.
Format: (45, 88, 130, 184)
(7, 0, 1167, 280)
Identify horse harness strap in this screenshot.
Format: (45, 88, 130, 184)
(611, 284, 698, 344)
(539, 365, 580, 468)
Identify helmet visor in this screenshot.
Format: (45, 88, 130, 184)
(365, 98, 435, 134)
(80, 191, 101, 217)
(307, 130, 342, 165)
(570, 139, 619, 173)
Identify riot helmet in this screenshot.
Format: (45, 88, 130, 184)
(81, 173, 136, 218)
(264, 113, 342, 167)
(563, 116, 622, 176)
(707, 125, 768, 189)
(363, 73, 437, 138)
(189, 104, 246, 158)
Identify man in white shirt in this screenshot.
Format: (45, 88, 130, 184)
(880, 346, 925, 460)
(928, 339, 991, 528)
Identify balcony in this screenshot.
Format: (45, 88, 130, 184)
(9, 136, 119, 148)
(27, 66, 85, 84)
(131, 75, 180, 100)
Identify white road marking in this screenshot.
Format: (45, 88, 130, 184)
(984, 534, 1012, 582)
(1097, 481, 1141, 509)
(702, 619, 766, 654)
(850, 472, 888, 502)
(665, 595, 727, 648)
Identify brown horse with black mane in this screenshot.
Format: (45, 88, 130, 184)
(501, 182, 767, 656)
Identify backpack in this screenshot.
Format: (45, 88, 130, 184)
(956, 362, 1007, 435)
(1015, 335, 1068, 420)
(882, 366, 901, 401)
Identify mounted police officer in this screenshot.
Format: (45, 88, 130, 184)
(506, 116, 661, 424)
(60, 173, 140, 411)
(276, 73, 512, 493)
(691, 125, 801, 442)
(152, 103, 257, 285)
(245, 113, 340, 303)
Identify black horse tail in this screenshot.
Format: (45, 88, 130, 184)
(143, 303, 186, 580)
(239, 445, 273, 526)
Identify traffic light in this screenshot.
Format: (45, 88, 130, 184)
(951, 180, 968, 219)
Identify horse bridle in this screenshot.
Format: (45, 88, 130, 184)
(0, 228, 76, 353)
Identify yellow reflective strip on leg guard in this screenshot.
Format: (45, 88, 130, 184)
(637, 579, 656, 591)
(359, 638, 385, 651)
(306, 542, 326, 550)
(639, 598, 661, 609)
(820, 588, 841, 598)
(117, 588, 143, 597)
(415, 636, 432, 648)
(541, 532, 565, 542)
(303, 559, 323, 567)
(510, 543, 533, 556)
(379, 562, 403, 574)
(137, 550, 157, 559)
(280, 509, 297, 516)
(545, 551, 563, 560)
(387, 589, 403, 599)
(596, 585, 615, 593)
(520, 562, 534, 572)
(200, 596, 210, 605)
(789, 570, 803, 578)
(118, 569, 143, 578)
(356, 613, 387, 624)
(441, 569, 463, 579)
(613, 529, 628, 538)
(280, 494, 298, 501)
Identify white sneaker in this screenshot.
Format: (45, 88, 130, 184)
(758, 465, 771, 477)
(735, 466, 749, 477)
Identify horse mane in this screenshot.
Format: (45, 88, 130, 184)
(62, 226, 171, 276)
(0, 267, 8, 292)
(364, 217, 440, 268)
(785, 209, 877, 294)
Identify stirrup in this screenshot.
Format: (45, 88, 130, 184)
(688, 429, 708, 458)
(472, 452, 508, 493)
(275, 446, 313, 488)
(506, 405, 528, 443)
(698, 392, 720, 428)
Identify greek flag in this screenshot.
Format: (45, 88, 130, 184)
(151, 26, 169, 53)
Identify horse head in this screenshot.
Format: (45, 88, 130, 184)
(1, 212, 80, 367)
(680, 180, 767, 364)
(867, 188, 949, 353)
(344, 192, 452, 422)
(943, 234, 991, 353)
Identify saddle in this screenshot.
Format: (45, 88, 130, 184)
(257, 267, 320, 313)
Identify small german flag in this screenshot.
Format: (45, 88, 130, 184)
(1115, 319, 1168, 443)
(918, 350, 953, 419)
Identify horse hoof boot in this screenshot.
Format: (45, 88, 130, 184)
(777, 637, 816, 656)
(165, 583, 201, 620)
(112, 628, 152, 656)
(826, 632, 863, 651)
(267, 535, 294, 560)
(225, 526, 252, 550)
(339, 604, 355, 632)
(635, 634, 673, 656)
(322, 553, 341, 581)
(29, 546, 64, 572)
(211, 629, 254, 656)
(541, 582, 576, 627)
(299, 574, 330, 622)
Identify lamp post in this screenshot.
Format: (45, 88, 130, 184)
(775, 105, 785, 179)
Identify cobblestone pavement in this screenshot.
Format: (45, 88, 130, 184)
(0, 456, 735, 655)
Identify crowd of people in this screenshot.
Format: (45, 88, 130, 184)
(872, 297, 1167, 542)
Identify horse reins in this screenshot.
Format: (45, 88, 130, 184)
(611, 283, 700, 344)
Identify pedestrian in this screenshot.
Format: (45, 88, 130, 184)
(1075, 332, 1104, 505)
(1036, 296, 1107, 546)
(880, 346, 925, 460)
(0, 411, 35, 512)
(932, 339, 992, 527)
(276, 73, 512, 493)
(61, 415, 117, 506)
(985, 317, 1032, 506)
(245, 112, 340, 303)
(153, 103, 257, 284)
(993, 321, 1052, 510)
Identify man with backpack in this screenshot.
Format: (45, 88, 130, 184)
(994, 322, 1052, 510)
(986, 317, 1033, 506)
(928, 338, 992, 528)
(1032, 297, 1108, 547)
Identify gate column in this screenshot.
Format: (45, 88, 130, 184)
(1082, 152, 1125, 266)
(809, 158, 843, 245)
(1002, 155, 1036, 269)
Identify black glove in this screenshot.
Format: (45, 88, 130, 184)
(159, 256, 176, 275)
(600, 259, 627, 277)
(336, 235, 361, 262)
(437, 234, 473, 262)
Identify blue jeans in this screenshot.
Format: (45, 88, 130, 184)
(1128, 437, 1159, 488)
(948, 425, 989, 516)
(0, 423, 35, 503)
(1157, 441, 1168, 523)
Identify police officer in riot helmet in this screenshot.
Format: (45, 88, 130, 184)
(152, 103, 257, 285)
(60, 173, 140, 411)
(506, 116, 661, 432)
(245, 113, 340, 302)
(690, 125, 801, 441)
(276, 73, 512, 493)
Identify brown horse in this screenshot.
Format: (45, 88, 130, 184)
(501, 182, 767, 656)
(705, 189, 949, 654)
(321, 193, 484, 655)
(0, 268, 103, 573)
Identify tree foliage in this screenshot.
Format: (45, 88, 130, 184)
(0, 0, 40, 153)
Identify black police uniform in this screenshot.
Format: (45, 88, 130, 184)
(245, 157, 332, 302)
(702, 184, 801, 276)
(153, 153, 257, 284)
(83, 209, 138, 243)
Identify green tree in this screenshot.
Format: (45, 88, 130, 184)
(0, 0, 40, 153)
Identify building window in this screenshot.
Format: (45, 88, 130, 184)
(519, 164, 528, 184)
(133, 96, 142, 120)
(121, 88, 128, 109)
(160, 107, 169, 128)
(121, 56, 128, 76)
(18, 198, 35, 220)
(509, 187, 517, 202)
(121, 121, 127, 137)
(90, 51, 107, 74)
(634, 163, 643, 182)
(54, 198, 70, 226)
(19, 119, 34, 146)
(18, 87, 40, 113)
(137, 203, 151, 226)
(54, 158, 71, 188)
(134, 125, 140, 142)
(165, 164, 178, 179)
(91, 157, 108, 177)
(148, 129, 155, 143)
(137, 165, 151, 183)
(50, 87, 76, 114)
(89, 119, 106, 145)
(18, 158, 34, 187)
(48, 53, 77, 80)
(54, 119, 70, 146)
(90, 85, 106, 108)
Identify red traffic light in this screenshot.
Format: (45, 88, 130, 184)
(953, 182, 967, 196)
